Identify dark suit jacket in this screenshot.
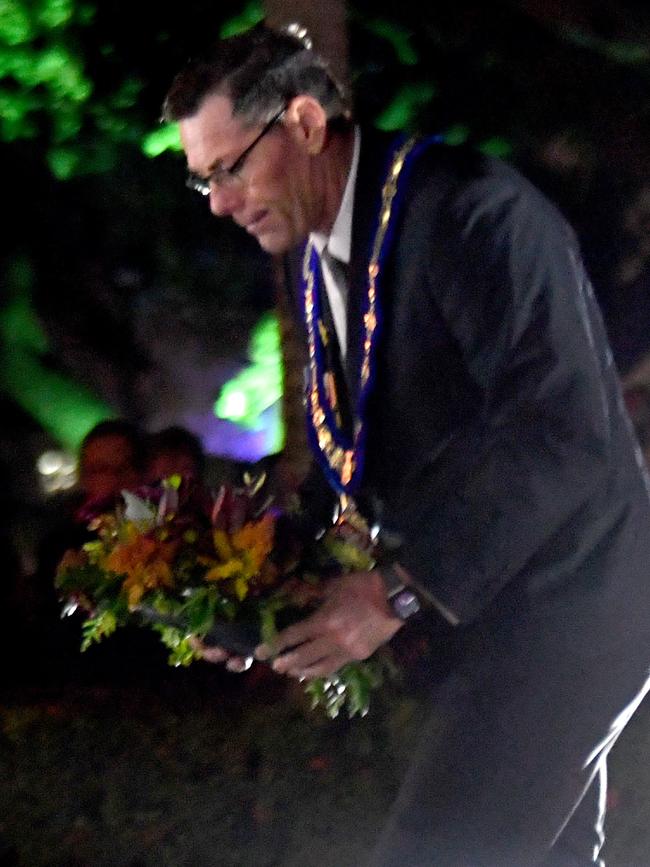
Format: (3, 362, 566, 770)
(289, 128, 650, 668)
(288, 128, 650, 863)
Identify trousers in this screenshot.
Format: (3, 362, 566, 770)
(367, 599, 650, 867)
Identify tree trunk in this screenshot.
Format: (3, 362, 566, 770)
(263, 0, 349, 84)
(262, 0, 349, 504)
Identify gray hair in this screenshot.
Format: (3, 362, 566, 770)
(162, 23, 352, 129)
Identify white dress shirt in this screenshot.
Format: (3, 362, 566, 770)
(309, 127, 360, 357)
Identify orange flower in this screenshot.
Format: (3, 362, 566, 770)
(106, 533, 177, 608)
(231, 514, 275, 572)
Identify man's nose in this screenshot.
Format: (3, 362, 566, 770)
(209, 183, 244, 217)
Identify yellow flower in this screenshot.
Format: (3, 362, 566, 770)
(212, 529, 233, 561)
(204, 559, 244, 582)
(200, 515, 275, 600)
(234, 575, 250, 601)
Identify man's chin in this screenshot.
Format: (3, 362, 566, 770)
(254, 231, 293, 256)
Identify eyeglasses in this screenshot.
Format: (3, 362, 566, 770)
(186, 106, 286, 196)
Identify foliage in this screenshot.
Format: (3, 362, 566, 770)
(0, 263, 115, 451)
(0, 1, 263, 177)
(0, 0, 143, 177)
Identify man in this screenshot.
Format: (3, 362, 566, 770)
(163, 24, 650, 865)
(77, 418, 143, 506)
(29, 419, 145, 683)
(35, 418, 144, 594)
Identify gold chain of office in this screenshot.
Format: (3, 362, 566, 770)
(301, 136, 417, 493)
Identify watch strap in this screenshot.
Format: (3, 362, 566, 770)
(379, 562, 421, 620)
(380, 561, 408, 598)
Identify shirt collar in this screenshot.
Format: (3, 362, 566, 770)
(310, 126, 360, 265)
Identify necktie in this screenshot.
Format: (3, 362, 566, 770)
(317, 250, 353, 437)
(321, 248, 349, 295)
(319, 247, 349, 355)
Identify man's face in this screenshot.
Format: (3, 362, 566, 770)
(179, 93, 327, 254)
(80, 435, 140, 502)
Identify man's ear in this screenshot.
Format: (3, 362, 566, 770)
(285, 95, 328, 155)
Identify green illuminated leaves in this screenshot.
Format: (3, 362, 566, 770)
(364, 19, 418, 66)
(0, 0, 33, 46)
(0, 1, 91, 143)
(141, 122, 182, 158)
(0, 0, 144, 174)
(375, 82, 436, 131)
(0, 260, 114, 449)
(215, 312, 284, 436)
(219, 1, 263, 39)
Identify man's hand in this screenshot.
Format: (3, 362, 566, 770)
(255, 569, 403, 679)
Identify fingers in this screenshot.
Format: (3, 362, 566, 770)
(255, 613, 324, 660)
(296, 651, 350, 680)
(197, 645, 229, 663)
(254, 572, 401, 680)
(189, 636, 228, 663)
(270, 637, 333, 676)
(226, 655, 254, 673)
(254, 613, 353, 679)
(189, 637, 252, 672)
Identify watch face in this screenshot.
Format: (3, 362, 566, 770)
(392, 589, 421, 620)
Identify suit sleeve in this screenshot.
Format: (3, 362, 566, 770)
(397, 174, 621, 624)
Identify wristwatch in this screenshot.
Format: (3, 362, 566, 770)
(380, 562, 421, 621)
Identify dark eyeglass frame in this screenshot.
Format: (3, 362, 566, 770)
(186, 106, 287, 196)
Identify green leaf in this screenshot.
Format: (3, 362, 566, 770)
(305, 658, 386, 720)
(364, 19, 419, 66)
(151, 624, 197, 667)
(375, 83, 436, 132)
(141, 121, 182, 157)
(322, 538, 374, 571)
(219, 1, 263, 38)
(56, 562, 122, 602)
(80, 607, 118, 651)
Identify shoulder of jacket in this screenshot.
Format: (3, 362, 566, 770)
(405, 141, 574, 243)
